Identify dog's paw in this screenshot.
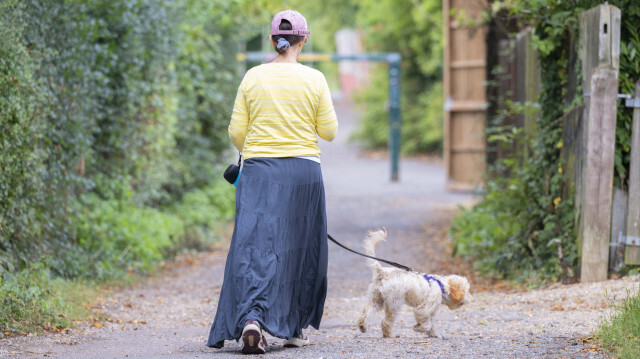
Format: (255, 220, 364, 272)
(357, 324, 367, 333)
(414, 324, 439, 337)
(413, 324, 429, 333)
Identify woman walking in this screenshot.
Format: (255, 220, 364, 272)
(206, 9, 338, 354)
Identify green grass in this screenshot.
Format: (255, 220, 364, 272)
(595, 288, 640, 359)
(53, 279, 106, 325)
(0, 261, 103, 335)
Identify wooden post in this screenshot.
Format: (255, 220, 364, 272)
(576, 4, 621, 282)
(518, 27, 540, 141)
(580, 66, 619, 282)
(610, 188, 627, 272)
(562, 27, 582, 224)
(442, 0, 488, 191)
(515, 28, 541, 161)
(625, 80, 640, 265)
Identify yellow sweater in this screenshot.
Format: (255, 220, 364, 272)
(228, 63, 338, 160)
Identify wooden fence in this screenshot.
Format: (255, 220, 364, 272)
(443, 0, 488, 191)
(485, 3, 639, 282)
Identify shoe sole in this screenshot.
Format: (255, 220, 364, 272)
(241, 328, 265, 354)
(283, 337, 310, 348)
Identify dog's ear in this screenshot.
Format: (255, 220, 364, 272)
(447, 277, 467, 304)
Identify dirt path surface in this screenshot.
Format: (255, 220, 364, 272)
(2, 101, 639, 359)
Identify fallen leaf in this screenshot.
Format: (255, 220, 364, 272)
(128, 320, 147, 325)
(413, 340, 433, 344)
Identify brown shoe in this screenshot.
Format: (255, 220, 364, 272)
(241, 321, 267, 354)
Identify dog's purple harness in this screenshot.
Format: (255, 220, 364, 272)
(423, 275, 445, 295)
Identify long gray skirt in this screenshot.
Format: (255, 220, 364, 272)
(207, 157, 328, 348)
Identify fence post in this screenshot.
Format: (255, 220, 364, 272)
(625, 80, 640, 264)
(580, 66, 619, 282)
(576, 4, 621, 283)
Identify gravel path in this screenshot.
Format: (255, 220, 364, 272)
(2, 101, 639, 359)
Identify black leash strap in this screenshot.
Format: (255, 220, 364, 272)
(327, 234, 414, 272)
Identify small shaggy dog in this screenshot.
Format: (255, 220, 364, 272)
(357, 228, 472, 338)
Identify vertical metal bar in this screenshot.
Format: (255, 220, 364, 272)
(388, 54, 402, 181)
(443, 0, 451, 186)
(625, 80, 640, 265)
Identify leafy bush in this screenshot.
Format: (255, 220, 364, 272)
(596, 288, 640, 359)
(451, 177, 525, 278)
(0, 0, 49, 271)
(60, 195, 185, 280)
(79, 0, 181, 205)
(1, 178, 235, 334)
(1, 0, 182, 271)
(0, 260, 69, 333)
(164, 180, 236, 255)
(50, 178, 235, 281)
(615, 12, 640, 189)
(451, 157, 576, 283)
(172, 0, 241, 195)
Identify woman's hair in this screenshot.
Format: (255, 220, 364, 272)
(272, 20, 305, 55)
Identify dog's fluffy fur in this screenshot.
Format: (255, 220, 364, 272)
(357, 228, 471, 338)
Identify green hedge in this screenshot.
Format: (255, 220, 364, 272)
(0, 0, 49, 272)
(0, 0, 269, 279)
(1, 0, 271, 333)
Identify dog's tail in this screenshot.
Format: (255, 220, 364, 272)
(362, 227, 387, 270)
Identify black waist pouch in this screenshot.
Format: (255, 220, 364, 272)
(223, 154, 242, 185)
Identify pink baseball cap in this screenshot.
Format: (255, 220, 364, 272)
(271, 9, 310, 36)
